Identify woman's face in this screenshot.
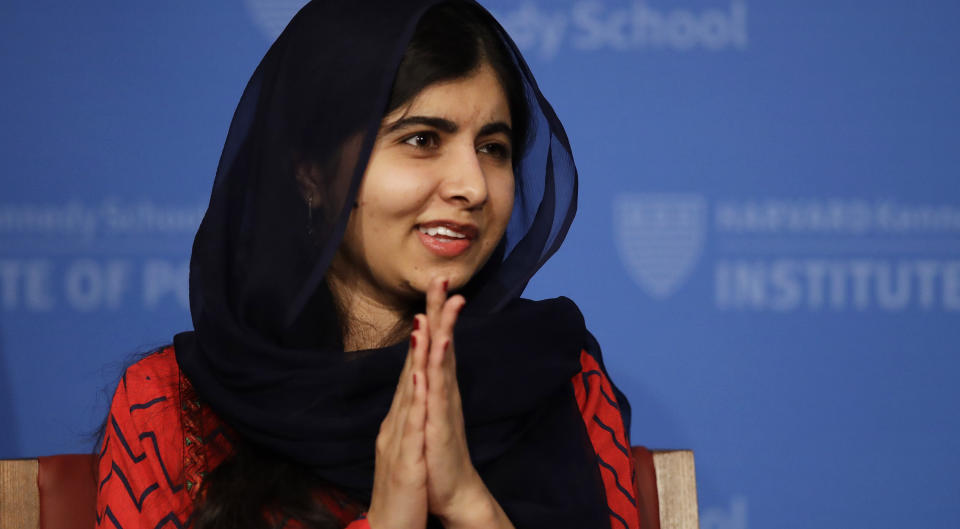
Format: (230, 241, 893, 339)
(332, 62, 515, 307)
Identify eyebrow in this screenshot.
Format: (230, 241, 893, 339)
(383, 115, 513, 140)
(478, 122, 513, 140)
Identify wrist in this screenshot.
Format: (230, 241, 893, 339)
(437, 478, 510, 529)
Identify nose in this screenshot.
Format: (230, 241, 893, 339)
(438, 145, 488, 208)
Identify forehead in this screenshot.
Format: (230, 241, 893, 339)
(393, 63, 511, 125)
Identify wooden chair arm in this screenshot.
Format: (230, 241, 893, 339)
(652, 450, 699, 529)
(0, 458, 39, 529)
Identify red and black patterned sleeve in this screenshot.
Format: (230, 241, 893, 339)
(96, 349, 191, 529)
(572, 349, 640, 529)
(96, 349, 370, 529)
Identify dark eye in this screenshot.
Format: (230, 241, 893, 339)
(478, 141, 511, 160)
(402, 131, 439, 149)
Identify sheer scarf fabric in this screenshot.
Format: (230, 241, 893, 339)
(174, 1, 628, 526)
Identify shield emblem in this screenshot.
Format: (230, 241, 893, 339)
(613, 193, 707, 299)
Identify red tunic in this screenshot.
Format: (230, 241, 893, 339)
(96, 347, 638, 529)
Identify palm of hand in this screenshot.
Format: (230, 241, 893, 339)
(367, 278, 488, 529)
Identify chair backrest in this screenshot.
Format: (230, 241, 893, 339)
(1, 449, 698, 529)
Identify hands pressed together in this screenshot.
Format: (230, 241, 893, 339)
(366, 278, 514, 529)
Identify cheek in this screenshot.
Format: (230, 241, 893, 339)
(489, 175, 516, 232)
(357, 166, 432, 220)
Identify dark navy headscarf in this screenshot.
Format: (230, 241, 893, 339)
(175, 1, 630, 526)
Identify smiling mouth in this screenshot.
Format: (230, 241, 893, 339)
(416, 221, 478, 257)
(418, 225, 468, 238)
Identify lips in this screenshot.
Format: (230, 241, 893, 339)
(416, 220, 478, 257)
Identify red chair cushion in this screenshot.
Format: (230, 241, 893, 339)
(38, 454, 97, 529)
(632, 446, 661, 529)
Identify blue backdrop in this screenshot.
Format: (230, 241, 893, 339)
(2, 1, 958, 528)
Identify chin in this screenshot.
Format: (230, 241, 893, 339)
(407, 264, 476, 293)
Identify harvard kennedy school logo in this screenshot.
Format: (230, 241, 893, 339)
(614, 193, 707, 299)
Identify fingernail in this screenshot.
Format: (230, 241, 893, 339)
(413, 317, 420, 330)
(411, 334, 417, 348)
(442, 279, 449, 291)
(413, 373, 418, 386)
(442, 339, 450, 351)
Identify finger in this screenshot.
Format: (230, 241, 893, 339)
(399, 358, 427, 476)
(403, 357, 427, 441)
(381, 350, 416, 460)
(386, 328, 421, 428)
(392, 334, 415, 402)
(429, 295, 463, 371)
(426, 276, 447, 340)
(399, 326, 425, 408)
(400, 315, 432, 416)
(426, 342, 451, 433)
(440, 295, 465, 368)
(411, 314, 429, 375)
(398, 363, 422, 447)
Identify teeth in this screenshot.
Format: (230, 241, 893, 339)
(419, 225, 466, 239)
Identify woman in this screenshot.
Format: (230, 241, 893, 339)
(96, 1, 638, 528)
